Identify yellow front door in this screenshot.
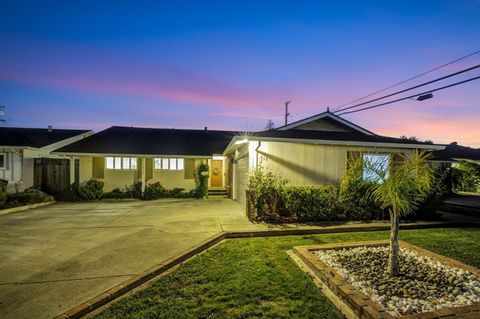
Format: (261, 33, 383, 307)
(210, 160, 223, 187)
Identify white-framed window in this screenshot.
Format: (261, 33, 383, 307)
(106, 157, 137, 170)
(362, 153, 390, 182)
(0, 153, 5, 169)
(154, 158, 184, 170)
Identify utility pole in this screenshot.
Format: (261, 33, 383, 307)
(0, 106, 5, 123)
(284, 100, 290, 126)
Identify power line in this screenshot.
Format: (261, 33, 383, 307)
(332, 64, 480, 114)
(337, 75, 480, 116)
(332, 49, 480, 111)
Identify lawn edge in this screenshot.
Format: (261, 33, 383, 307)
(54, 221, 478, 319)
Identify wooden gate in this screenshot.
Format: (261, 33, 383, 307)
(34, 158, 71, 194)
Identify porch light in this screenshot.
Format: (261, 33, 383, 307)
(235, 138, 248, 145)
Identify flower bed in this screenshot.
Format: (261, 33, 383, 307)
(292, 241, 480, 319)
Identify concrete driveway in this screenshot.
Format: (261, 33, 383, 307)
(0, 198, 247, 319)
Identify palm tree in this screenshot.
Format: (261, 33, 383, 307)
(341, 150, 434, 276)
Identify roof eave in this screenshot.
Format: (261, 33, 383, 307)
(238, 136, 446, 150)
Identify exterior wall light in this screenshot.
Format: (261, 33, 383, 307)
(235, 138, 249, 145)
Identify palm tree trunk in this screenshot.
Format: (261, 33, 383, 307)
(388, 209, 400, 276)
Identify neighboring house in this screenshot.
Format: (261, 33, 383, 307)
(433, 142, 480, 165)
(54, 112, 445, 204)
(0, 127, 92, 193)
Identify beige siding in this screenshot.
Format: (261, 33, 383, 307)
(104, 169, 138, 191)
(79, 157, 93, 182)
(254, 141, 412, 186)
(295, 118, 353, 132)
(77, 156, 205, 192)
(235, 153, 249, 205)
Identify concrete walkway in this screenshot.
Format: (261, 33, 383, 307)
(0, 199, 247, 319)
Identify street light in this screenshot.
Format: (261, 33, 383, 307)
(417, 93, 433, 101)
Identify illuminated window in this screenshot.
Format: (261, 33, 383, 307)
(106, 157, 138, 170)
(154, 158, 184, 170)
(362, 154, 390, 182)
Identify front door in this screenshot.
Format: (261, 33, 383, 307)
(210, 160, 223, 187)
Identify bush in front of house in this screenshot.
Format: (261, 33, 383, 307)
(78, 179, 104, 200)
(143, 182, 167, 200)
(103, 188, 131, 199)
(4, 189, 54, 209)
(55, 184, 82, 202)
(452, 162, 480, 193)
(195, 163, 209, 199)
(246, 168, 289, 221)
(339, 179, 387, 220)
(284, 184, 341, 222)
(0, 179, 7, 208)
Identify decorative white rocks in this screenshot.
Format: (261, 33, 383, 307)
(314, 246, 480, 317)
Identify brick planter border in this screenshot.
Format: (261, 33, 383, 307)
(292, 240, 480, 319)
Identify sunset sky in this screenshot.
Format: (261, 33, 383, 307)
(1, 1, 479, 146)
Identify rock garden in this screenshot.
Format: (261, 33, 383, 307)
(314, 245, 480, 317)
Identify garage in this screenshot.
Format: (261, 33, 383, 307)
(234, 151, 249, 206)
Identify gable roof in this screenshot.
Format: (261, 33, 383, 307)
(0, 127, 91, 148)
(433, 143, 480, 162)
(54, 126, 237, 156)
(276, 111, 375, 135)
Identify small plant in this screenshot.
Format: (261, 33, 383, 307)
(55, 184, 82, 202)
(452, 162, 480, 193)
(196, 163, 209, 199)
(0, 179, 8, 208)
(126, 182, 142, 199)
(246, 168, 289, 221)
(284, 185, 341, 222)
(78, 179, 104, 200)
(103, 188, 129, 199)
(143, 182, 166, 200)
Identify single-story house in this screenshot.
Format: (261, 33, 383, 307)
(0, 126, 92, 193)
(54, 112, 445, 204)
(433, 142, 480, 165)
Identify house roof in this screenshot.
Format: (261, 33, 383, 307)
(54, 126, 237, 156)
(0, 127, 91, 148)
(276, 111, 375, 135)
(433, 143, 480, 162)
(250, 130, 444, 148)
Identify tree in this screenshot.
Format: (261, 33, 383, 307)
(265, 119, 275, 130)
(341, 150, 434, 276)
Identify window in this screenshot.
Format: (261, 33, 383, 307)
(362, 154, 390, 182)
(154, 158, 184, 170)
(0, 153, 5, 169)
(106, 157, 137, 170)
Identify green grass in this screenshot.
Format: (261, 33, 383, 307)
(93, 228, 480, 319)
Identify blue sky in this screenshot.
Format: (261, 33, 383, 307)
(1, 0, 479, 145)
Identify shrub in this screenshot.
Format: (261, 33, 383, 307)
(143, 182, 166, 200)
(452, 162, 480, 193)
(54, 184, 82, 202)
(126, 182, 143, 199)
(339, 179, 387, 220)
(103, 188, 130, 199)
(284, 185, 341, 222)
(78, 179, 104, 200)
(246, 168, 289, 221)
(0, 179, 7, 208)
(4, 189, 54, 208)
(196, 163, 209, 199)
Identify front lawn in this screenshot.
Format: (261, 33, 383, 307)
(93, 228, 480, 319)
